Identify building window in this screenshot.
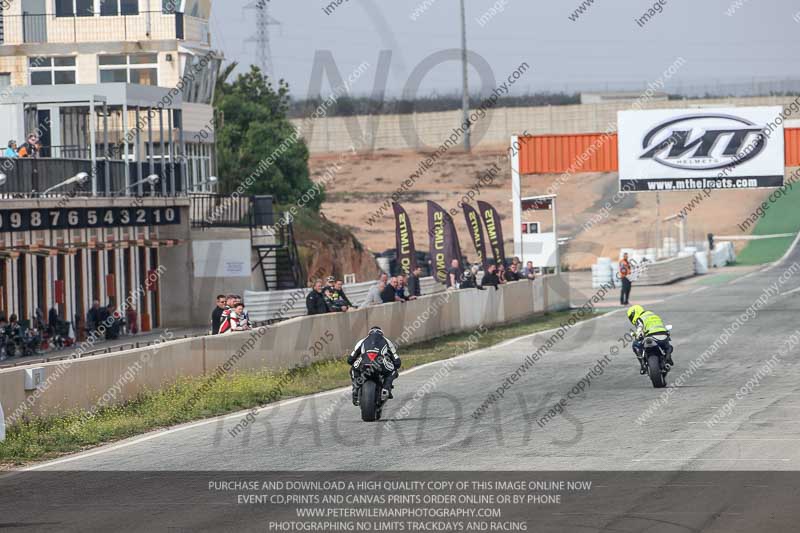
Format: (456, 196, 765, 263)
(56, 0, 95, 17)
(100, 0, 139, 16)
(99, 54, 158, 86)
(29, 57, 77, 85)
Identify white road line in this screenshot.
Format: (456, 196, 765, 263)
(691, 287, 710, 294)
(18, 310, 623, 472)
(660, 438, 800, 441)
(779, 286, 800, 297)
(631, 458, 791, 462)
(687, 420, 800, 424)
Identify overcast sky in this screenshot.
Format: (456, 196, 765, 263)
(210, 0, 800, 99)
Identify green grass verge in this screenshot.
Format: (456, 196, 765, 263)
(0, 309, 601, 467)
(736, 181, 800, 265)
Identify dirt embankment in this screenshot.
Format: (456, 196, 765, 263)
(313, 148, 774, 270)
(293, 212, 380, 283)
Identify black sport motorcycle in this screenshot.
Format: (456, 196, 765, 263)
(353, 349, 394, 422)
(641, 325, 673, 388)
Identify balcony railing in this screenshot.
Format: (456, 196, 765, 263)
(0, 11, 198, 45)
(0, 156, 185, 197)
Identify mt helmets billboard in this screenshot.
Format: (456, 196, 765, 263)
(617, 107, 784, 192)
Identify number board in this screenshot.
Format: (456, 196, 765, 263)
(0, 206, 181, 233)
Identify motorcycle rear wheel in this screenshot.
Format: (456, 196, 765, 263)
(648, 354, 666, 388)
(360, 381, 379, 422)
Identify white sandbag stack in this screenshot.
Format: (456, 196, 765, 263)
(694, 251, 709, 274)
(592, 257, 616, 289)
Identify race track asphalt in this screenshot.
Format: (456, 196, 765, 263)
(7, 241, 800, 531)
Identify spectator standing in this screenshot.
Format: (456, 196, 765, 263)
(218, 295, 237, 334)
(619, 252, 632, 305)
(306, 280, 330, 315)
(364, 279, 386, 307)
(211, 294, 226, 335)
(4, 141, 17, 158)
(406, 266, 422, 300)
(381, 277, 402, 303)
(481, 264, 501, 290)
(126, 305, 139, 335)
(446, 259, 461, 289)
(18, 134, 39, 158)
(523, 261, 536, 281)
(86, 300, 101, 337)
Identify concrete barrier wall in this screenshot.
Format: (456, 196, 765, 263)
(1, 276, 569, 424)
(293, 96, 798, 154)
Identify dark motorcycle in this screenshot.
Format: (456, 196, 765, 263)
(642, 325, 673, 388)
(353, 349, 394, 422)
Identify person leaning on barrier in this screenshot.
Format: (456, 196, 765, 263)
(523, 261, 536, 281)
(306, 280, 330, 316)
(364, 279, 386, 307)
(381, 276, 402, 303)
(395, 274, 410, 301)
(326, 279, 354, 312)
(460, 266, 484, 290)
(406, 265, 422, 300)
(505, 263, 522, 282)
(481, 264, 501, 290)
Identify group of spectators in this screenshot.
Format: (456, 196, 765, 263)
(363, 269, 422, 306)
(306, 276, 357, 315)
(446, 257, 537, 291)
(4, 134, 42, 159)
(211, 294, 252, 334)
(304, 258, 538, 316)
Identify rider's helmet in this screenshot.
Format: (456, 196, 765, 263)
(627, 305, 645, 324)
(368, 326, 383, 336)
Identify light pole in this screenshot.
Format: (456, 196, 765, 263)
(189, 175, 219, 193)
(116, 174, 160, 196)
(42, 172, 89, 195)
(459, 0, 471, 152)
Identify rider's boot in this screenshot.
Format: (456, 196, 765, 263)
(351, 385, 359, 406)
(637, 356, 647, 375)
(381, 388, 391, 401)
(666, 346, 675, 367)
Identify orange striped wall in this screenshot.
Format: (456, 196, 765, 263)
(518, 128, 800, 174)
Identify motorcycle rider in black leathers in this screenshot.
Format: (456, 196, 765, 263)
(348, 326, 401, 405)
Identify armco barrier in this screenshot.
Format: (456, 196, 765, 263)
(0, 276, 569, 424)
(243, 277, 446, 323)
(636, 255, 696, 286)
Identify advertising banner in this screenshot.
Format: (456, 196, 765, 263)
(463, 204, 489, 269)
(478, 200, 506, 265)
(617, 106, 785, 192)
(427, 201, 462, 283)
(392, 203, 418, 274)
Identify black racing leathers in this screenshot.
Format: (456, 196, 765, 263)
(348, 331, 401, 393)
